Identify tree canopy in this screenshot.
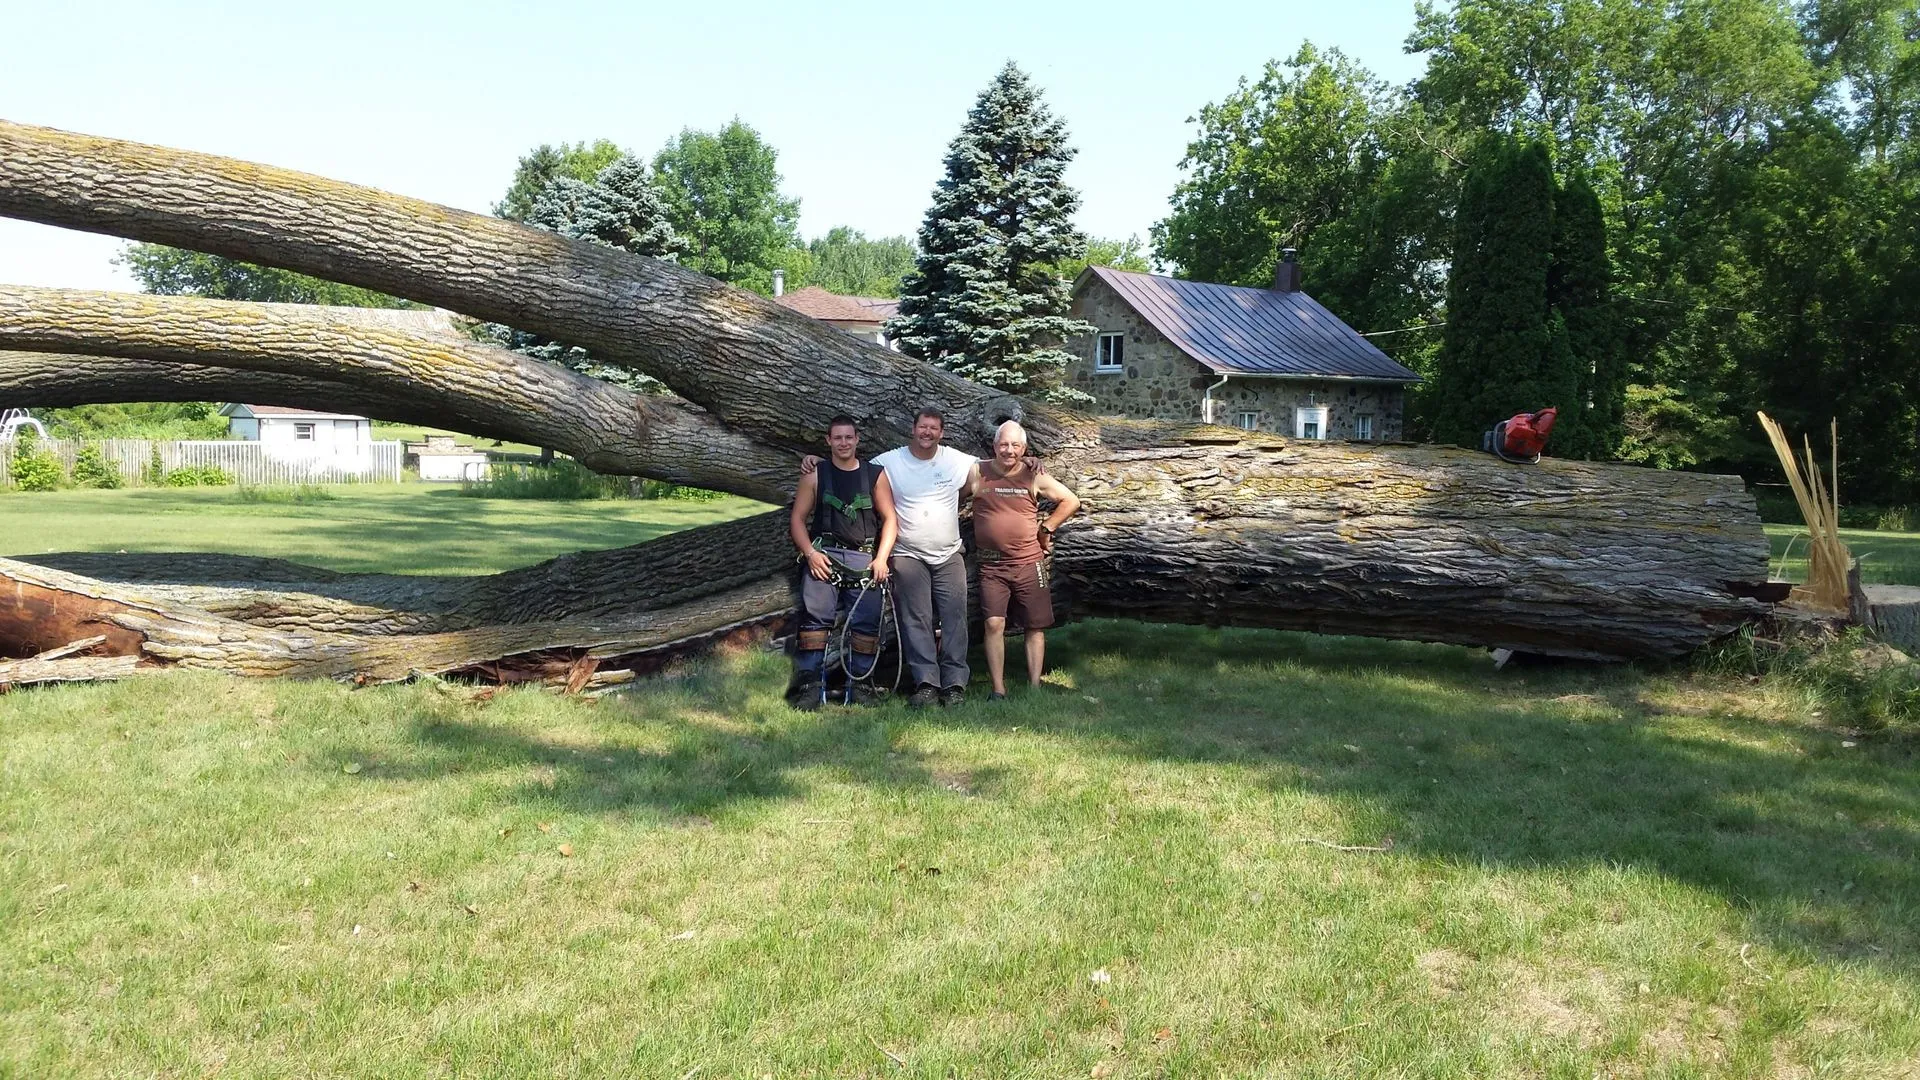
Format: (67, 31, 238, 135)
(1153, 1, 1920, 502)
(494, 140, 626, 222)
(651, 120, 802, 294)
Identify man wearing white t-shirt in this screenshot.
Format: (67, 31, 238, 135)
(870, 408, 977, 707)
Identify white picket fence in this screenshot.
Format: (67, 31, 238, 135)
(0, 438, 404, 487)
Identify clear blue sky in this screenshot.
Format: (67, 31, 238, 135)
(0, 0, 1432, 292)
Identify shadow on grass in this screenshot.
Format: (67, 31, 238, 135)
(313, 619, 1916, 974)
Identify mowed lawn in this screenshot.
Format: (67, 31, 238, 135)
(2, 489, 1917, 1076)
(1766, 523, 1920, 587)
(0, 486, 767, 575)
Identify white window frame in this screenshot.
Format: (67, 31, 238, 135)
(1094, 332, 1125, 373)
(293, 423, 316, 441)
(1294, 406, 1328, 440)
(1234, 410, 1260, 431)
(1355, 414, 1375, 441)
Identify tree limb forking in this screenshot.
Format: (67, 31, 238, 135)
(0, 119, 1052, 455)
(0, 287, 796, 502)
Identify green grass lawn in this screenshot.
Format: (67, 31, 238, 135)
(4, 488, 1918, 1074)
(0, 486, 767, 576)
(1766, 523, 1920, 587)
(4, 630, 1917, 1076)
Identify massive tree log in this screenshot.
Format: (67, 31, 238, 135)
(0, 288, 795, 501)
(16, 511, 792, 636)
(0, 119, 1777, 663)
(0, 119, 1038, 455)
(0, 554, 790, 685)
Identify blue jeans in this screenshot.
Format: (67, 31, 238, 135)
(796, 546, 883, 679)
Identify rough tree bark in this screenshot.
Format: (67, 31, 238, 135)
(0, 288, 795, 501)
(0, 119, 1776, 668)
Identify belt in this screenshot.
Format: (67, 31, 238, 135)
(811, 536, 876, 555)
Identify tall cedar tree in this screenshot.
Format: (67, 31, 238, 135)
(1546, 173, 1623, 459)
(887, 63, 1095, 400)
(1427, 138, 1562, 448)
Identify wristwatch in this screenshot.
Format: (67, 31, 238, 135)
(1039, 523, 1056, 536)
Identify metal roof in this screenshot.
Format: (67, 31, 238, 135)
(1078, 266, 1420, 382)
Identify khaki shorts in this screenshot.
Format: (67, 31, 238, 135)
(979, 559, 1053, 630)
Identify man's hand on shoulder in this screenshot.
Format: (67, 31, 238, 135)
(799, 454, 822, 476)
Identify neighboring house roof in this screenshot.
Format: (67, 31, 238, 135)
(1075, 266, 1420, 383)
(774, 286, 899, 325)
(219, 404, 371, 421)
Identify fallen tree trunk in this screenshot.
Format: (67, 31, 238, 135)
(0, 555, 789, 683)
(0, 289, 795, 502)
(17, 511, 793, 636)
(0, 119, 1776, 661)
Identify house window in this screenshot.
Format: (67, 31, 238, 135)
(1355, 414, 1375, 441)
(1094, 333, 1124, 372)
(294, 423, 315, 441)
(1295, 406, 1329, 440)
(1234, 410, 1260, 431)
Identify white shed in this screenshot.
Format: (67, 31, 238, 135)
(220, 404, 372, 452)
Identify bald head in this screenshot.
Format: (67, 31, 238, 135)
(994, 420, 1028, 450)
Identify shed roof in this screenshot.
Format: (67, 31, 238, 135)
(219, 404, 371, 421)
(1075, 266, 1419, 383)
(773, 286, 898, 325)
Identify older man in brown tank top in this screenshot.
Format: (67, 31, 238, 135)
(973, 420, 1082, 698)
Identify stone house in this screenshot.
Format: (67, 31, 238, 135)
(1063, 255, 1419, 440)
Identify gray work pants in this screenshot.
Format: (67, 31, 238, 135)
(889, 552, 969, 690)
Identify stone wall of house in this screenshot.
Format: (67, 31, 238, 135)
(1064, 277, 1406, 440)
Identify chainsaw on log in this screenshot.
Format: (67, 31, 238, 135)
(1482, 407, 1558, 464)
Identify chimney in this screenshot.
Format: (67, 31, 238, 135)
(772, 268, 785, 297)
(1271, 248, 1301, 293)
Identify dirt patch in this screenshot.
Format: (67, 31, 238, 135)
(1489, 965, 1615, 1047)
(1417, 948, 1470, 995)
(933, 767, 976, 795)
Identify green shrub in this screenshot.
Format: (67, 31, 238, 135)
(236, 484, 337, 504)
(70, 444, 123, 489)
(163, 464, 234, 487)
(7, 428, 63, 492)
(143, 448, 166, 487)
(459, 459, 628, 500)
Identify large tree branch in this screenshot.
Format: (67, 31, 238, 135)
(0, 119, 1778, 661)
(0, 286, 795, 502)
(0, 119, 1049, 454)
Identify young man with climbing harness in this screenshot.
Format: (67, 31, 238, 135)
(787, 414, 898, 710)
(972, 420, 1080, 699)
(805, 407, 979, 708)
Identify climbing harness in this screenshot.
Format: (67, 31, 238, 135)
(802, 541, 903, 707)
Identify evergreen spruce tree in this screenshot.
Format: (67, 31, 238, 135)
(1427, 138, 1560, 448)
(1546, 173, 1622, 459)
(527, 155, 687, 260)
(499, 155, 685, 390)
(887, 63, 1095, 400)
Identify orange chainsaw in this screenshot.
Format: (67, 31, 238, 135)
(1483, 407, 1558, 463)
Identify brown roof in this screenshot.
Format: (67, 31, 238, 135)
(1077, 266, 1419, 382)
(774, 286, 898, 325)
(243, 405, 358, 417)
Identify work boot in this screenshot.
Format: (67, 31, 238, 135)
(940, 685, 967, 708)
(852, 682, 890, 707)
(791, 675, 824, 712)
(907, 683, 940, 709)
